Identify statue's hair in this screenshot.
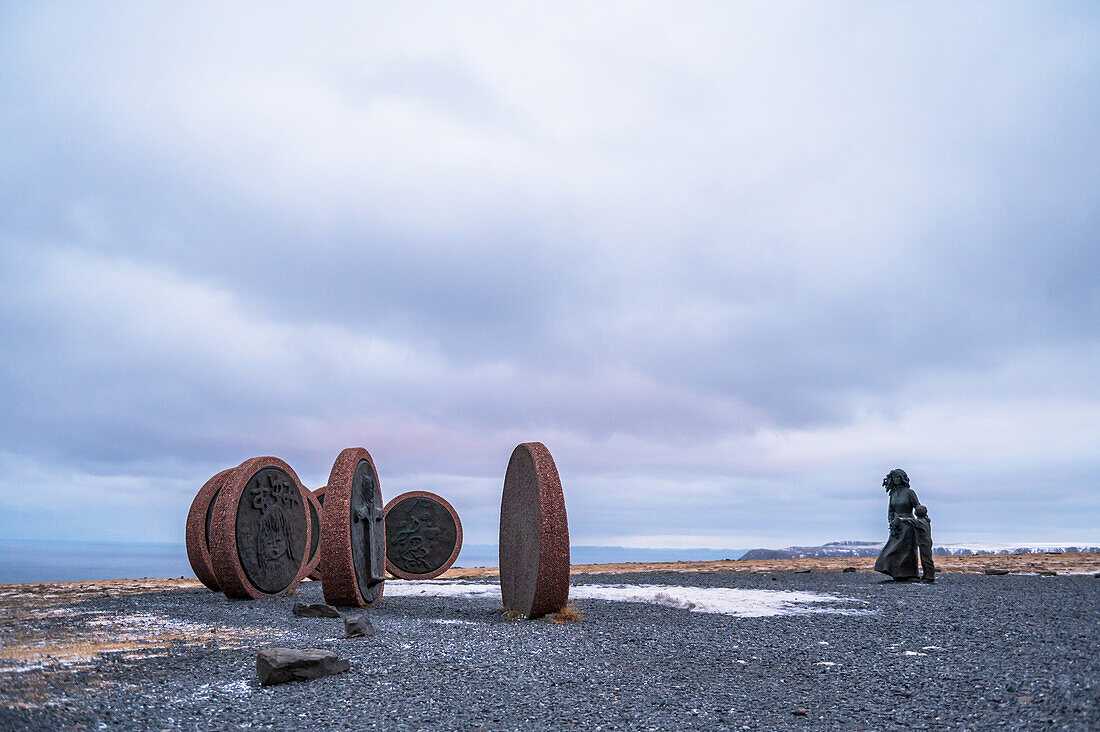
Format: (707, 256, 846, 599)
(255, 504, 297, 571)
(882, 468, 910, 492)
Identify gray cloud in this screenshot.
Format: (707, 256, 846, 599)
(1, 2, 1098, 549)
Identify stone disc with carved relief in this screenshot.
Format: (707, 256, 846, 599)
(209, 457, 312, 600)
(384, 492, 463, 580)
(185, 468, 233, 591)
(320, 448, 386, 607)
(301, 488, 323, 581)
(499, 442, 570, 619)
(307, 486, 326, 580)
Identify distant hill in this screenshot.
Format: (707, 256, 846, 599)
(739, 541, 1100, 560)
(456, 545, 748, 567)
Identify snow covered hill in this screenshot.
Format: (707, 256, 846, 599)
(739, 541, 1100, 560)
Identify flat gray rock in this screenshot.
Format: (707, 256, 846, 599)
(292, 602, 340, 618)
(256, 648, 349, 686)
(344, 613, 375, 638)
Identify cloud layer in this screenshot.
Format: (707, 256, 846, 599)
(1, 3, 1098, 549)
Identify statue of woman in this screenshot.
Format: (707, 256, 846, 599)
(873, 468, 921, 581)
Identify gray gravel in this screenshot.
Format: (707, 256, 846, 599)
(2, 572, 1097, 730)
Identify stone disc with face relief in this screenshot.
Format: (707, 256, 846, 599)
(499, 442, 570, 619)
(320, 448, 386, 607)
(209, 457, 311, 600)
(185, 468, 233, 591)
(384, 492, 463, 580)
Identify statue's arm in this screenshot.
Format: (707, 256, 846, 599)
(888, 503, 896, 523)
(908, 488, 921, 511)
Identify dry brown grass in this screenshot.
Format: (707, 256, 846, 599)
(436, 551, 1100, 578)
(548, 603, 584, 624)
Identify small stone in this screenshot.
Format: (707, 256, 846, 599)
(791, 708, 808, 716)
(345, 613, 375, 638)
(1036, 570, 1057, 576)
(842, 567, 857, 573)
(1017, 696, 1033, 704)
(794, 569, 811, 574)
(256, 648, 349, 686)
(293, 602, 340, 618)
(984, 569, 1009, 575)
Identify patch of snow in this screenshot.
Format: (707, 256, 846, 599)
(221, 679, 251, 696)
(814, 662, 836, 666)
(902, 650, 927, 656)
(0, 664, 45, 674)
(431, 619, 475, 625)
(384, 581, 869, 617)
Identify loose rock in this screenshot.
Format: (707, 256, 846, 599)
(256, 648, 349, 686)
(293, 602, 340, 618)
(842, 567, 857, 573)
(345, 613, 375, 638)
(984, 569, 1009, 575)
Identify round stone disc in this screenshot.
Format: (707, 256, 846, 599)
(185, 468, 232, 591)
(384, 491, 463, 580)
(209, 457, 312, 600)
(320, 448, 386, 607)
(301, 488, 323, 581)
(499, 442, 570, 619)
(307, 486, 326, 581)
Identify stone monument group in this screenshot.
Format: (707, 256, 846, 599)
(186, 452, 931, 684)
(185, 442, 571, 682)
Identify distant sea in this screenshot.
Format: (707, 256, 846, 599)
(0, 539, 747, 584)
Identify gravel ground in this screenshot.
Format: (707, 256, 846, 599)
(1, 572, 1097, 731)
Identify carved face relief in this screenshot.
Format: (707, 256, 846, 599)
(235, 467, 307, 594)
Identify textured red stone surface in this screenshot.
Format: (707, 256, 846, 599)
(184, 468, 232, 592)
(499, 442, 570, 619)
(320, 448, 385, 608)
(307, 486, 326, 581)
(301, 488, 323, 581)
(209, 456, 312, 600)
(383, 491, 463, 581)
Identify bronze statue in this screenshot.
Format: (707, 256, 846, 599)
(873, 468, 931, 582)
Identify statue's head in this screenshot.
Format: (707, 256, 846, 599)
(882, 468, 909, 492)
(915, 504, 927, 518)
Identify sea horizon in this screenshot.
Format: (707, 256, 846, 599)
(3, 537, 1096, 585)
(0, 539, 751, 584)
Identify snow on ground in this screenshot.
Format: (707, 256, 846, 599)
(383, 581, 868, 617)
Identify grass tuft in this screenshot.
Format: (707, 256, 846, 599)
(549, 604, 584, 624)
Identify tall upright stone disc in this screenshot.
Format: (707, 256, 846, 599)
(301, 488, 323, 581)
(384, 491, 463, 580)
(320, 448, 386, 607)
(499, 442, 569, 619)
(209, 457, 312, 600)
(185, 468, 233, 591)
(307, 486, 326, 581)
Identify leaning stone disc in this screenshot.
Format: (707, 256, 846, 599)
(301, 488, 323, 581)
(209, 456, 312, 600)
(320, 448, 386, 607)
(307, 486, 326, 581)
(499, 442, 570, 619)
(185, 468, 233, 591)
(384, 491, 463, 580)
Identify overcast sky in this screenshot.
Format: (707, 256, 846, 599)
(1, 3, 1097, 551)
